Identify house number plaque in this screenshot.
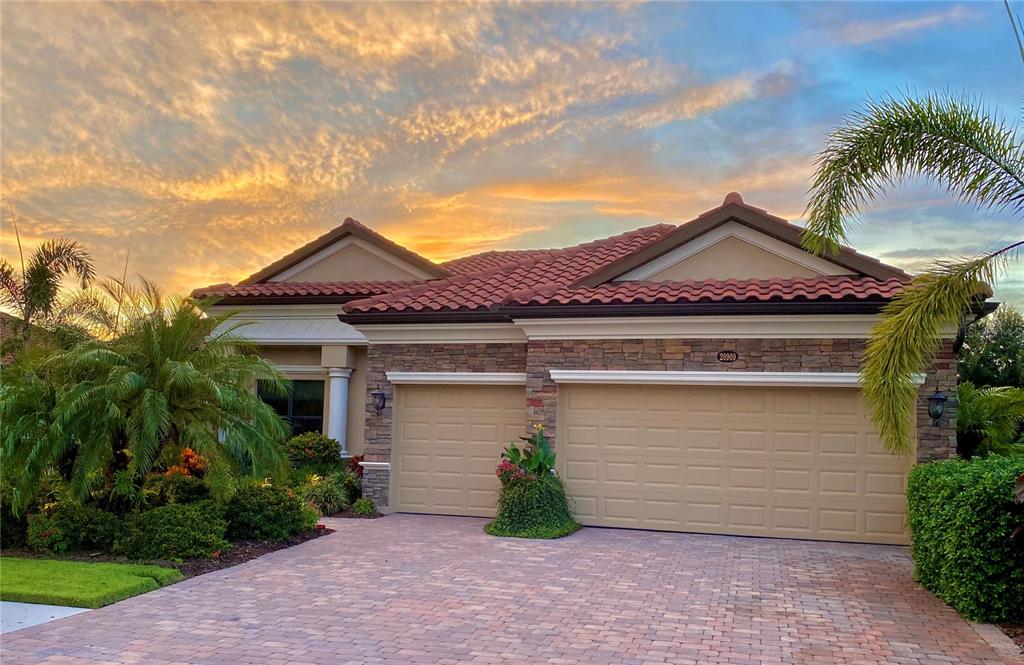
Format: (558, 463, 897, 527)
(716, 350, 739, 363)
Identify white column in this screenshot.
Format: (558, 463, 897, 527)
(326, 367, 352, 457)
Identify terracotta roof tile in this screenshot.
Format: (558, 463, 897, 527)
(507, 276, 908, 307)
(342, 224, 676, 314)
(193, 281, 419, 299)
(441, 248, 558, 275)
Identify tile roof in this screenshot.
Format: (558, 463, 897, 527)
(441, 249, 559, 275)
(196, 194, 916, 318)
(505, 275, 908, 307)
(193, 281, 419, 300)
(342, 224, 676, 314)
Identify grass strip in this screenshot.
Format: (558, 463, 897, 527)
(0, 557, 182, 609)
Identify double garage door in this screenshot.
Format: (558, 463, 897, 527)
(391, 383, 912, 544)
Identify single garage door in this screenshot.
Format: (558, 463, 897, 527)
(391, 384, 524, 516)
(559, 384, 913, 544)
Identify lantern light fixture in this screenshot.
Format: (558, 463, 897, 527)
(371, 388, 387, 416)
(927, 389, 948, 426)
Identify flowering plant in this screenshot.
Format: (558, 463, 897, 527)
(496, 459, 529, 484)
(497, 424, 557, 482)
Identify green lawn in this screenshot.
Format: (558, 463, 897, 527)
(0, 558, 183, 608)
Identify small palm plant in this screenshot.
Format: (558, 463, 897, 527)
(0, 233, 95, 353)
(803, 93, 1023, 453)
(956, 382, 1024, 458)
(0, 293, 290, 512)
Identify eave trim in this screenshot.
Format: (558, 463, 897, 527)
(386, 371, 528, 385)
(549, 370, 927, 387)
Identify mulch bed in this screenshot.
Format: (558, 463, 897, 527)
(1, 527, 334, 581)
(998, 622, 1024, 653)
(328, 507, 384, 520)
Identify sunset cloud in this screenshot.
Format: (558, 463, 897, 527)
(0, 1, 1019, 304)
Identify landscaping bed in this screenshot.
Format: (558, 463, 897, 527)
(1, 526, 333, 583)
(999, 622, 1024, 653)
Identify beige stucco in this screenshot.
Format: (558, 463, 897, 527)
(642, 236, 824, 281)
(557, 383, 913, 544)
(281, 242, 425, 282)
(259, 345, 322, 366)
(346, 346, 367, 456)
(390, 384, 524, 516)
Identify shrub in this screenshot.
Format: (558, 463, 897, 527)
(115, 500, 227, 560)
(224, 484, 308, 541)
(485, 473, 580, 540)
(351, 497, 375, 515)
(352, 497, 376, 516)
(143, 471, 211, 507)
(27, 513, 69, 554)
(283, 433, 341, 469)
(298, 503, 319, 532)
(25, 504, 119, 553)
(907, 456, 1024, 622)
(54, 504, 119, 552)
(297, 474, 350, 516)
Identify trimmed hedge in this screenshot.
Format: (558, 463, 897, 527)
(225, 485, 309, 541)
(485, 474, 580, 539)
(115, 500, 229, 560)
(283, 432, 341, 469)
(907, 456, 1024, 622)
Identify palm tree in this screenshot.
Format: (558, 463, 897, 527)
(0, 293, 291, 512)
(0, 209, 95, 352)
(802, 93, 1022, 454)
(956, 381, 1024, 458)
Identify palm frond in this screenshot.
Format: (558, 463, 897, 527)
(0, 260, 24, 312)
(861, 245, 1019, 453)
(26, 238, 95, 287)
(802, 93, 1024, 255)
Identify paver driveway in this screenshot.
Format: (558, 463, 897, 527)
(3, 514, 1018, 665)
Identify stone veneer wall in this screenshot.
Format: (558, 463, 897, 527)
(525, 338, 957, 464)
(362, 338, 957, 507)
(361, 343, 527, 507)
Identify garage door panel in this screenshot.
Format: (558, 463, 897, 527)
(559, 384, 912, 544)
(391, 384, 524, 517)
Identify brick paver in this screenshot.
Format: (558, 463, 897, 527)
(2, 515, 1018, 664)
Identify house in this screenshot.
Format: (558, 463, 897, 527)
(195, 192, 969, 545)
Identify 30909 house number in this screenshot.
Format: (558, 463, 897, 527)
(716, 350, 739, 363)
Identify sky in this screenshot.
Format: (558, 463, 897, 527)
(1, 1, 1022, 303)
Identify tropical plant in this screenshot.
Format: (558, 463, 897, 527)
(959, 305, 1024, 388)
(956, 381, 1024, 458)
(501, 424, 557, 476)
(352, 497, 376, 516)
(0, 294, 290, 512)
(0, 226, 95, 354)
(802, 92, 1023, 453)
(296, 473, 350, 516)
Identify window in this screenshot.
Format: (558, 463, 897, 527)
(258, 379, 325, 436)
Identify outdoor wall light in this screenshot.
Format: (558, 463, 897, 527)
(927, 389, 948, 426)
(371, 388, 388, 416)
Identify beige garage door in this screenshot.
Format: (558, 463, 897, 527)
(391, 384, 524, 516)
(560, 384, 913, 544)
